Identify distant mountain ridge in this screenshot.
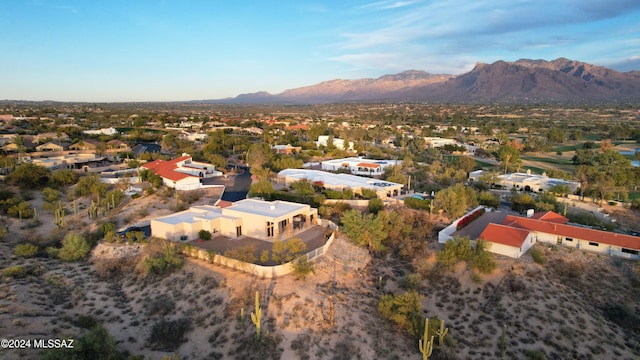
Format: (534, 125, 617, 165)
(202, 58, 640, 104)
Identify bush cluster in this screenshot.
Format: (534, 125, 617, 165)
(455, 207, 485, 231)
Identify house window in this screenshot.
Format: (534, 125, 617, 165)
(267, 222, 274, 237)
(179, 235, 188, 241)
(565, 237, 573, 242)
(236, 226, 242, 237)
(621, 248, 639, 255)
(588, 242, 599, 247)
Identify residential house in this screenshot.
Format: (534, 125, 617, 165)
(33, 132, 70, 144)
(150, 199, 318, 242)
(272, 144, 301, 154)
(320, 157, 401, 176)
(35, 142, 66, 152)
(469, 169, 580, 193)
(83, 127, 119, 136)
(141, 153, 222, 191)
(448, 209, 640, 260)
(315, 135, 354, 151)
(277, 168, 404, 198)
(69, 139, 100, 151)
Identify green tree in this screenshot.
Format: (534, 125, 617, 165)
(434, 183, 478, 219)
(341, 209, 387, 252)
(368, 198, 384, 214)
(58, 233, 91, 262)
(382, 165, 407, 185)
(8, 163, 51, 188)
(50, 169, 78, 187)
(497, 144, 521, 175)
(378, 291, 423, 337)
(477, 191, 499, 208)
(455, 156, 476, 173)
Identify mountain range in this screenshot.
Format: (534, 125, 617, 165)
(205, 58, 640, 104)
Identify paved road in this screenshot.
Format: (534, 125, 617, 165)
(202, 166, 252, 202)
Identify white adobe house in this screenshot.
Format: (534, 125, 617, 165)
(315, 135, 354, 151)
(277, 168, 404, 198)
(320, 157, 401, 176)
(150, 199, 318, 242)
(469, 169, 580, 193)
(83, 127, 119, 136)
(423, 137, 457, 148)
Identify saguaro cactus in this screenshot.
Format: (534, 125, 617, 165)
(250, 291, 262, 339)
(436, 319, 448, 346)
(419, 318, 434, 360)
(240, 307, 245, 329)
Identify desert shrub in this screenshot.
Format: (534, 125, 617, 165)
(472, 249, 497, 274)
(377, 290, 422, 337)
(368, 198, 384, 214)
(525, 349, 546, 360)
(7, 200, 33, 219)
(224, 245, 257, 263)
(198, 229, 212, 241)
(146, 294, 176, 317)
(404, 197, 431, 211)
(14, 243, 38, 258)
(550, 259, 584, 278)
(58, 233, 91, 262)
(148, 318, 192, 352)
(43, 324, 125, 360)
(600, 304, 640, 333)
(291, 256, 315, 280)
(26, 261, 46, 276)
(360, 188, 378, 199)
(94, 257, 139, 280)
(3, 265, 26, 278)
(566, 209, 614, 231)
(529, 247, 546, 264)
(271, 238, 307, 264)
(70, 315, 98, 329)
(477, 191, 499, 208)
(399, 273, 423, 291)
(437, 236, 472, 269)
(140, 246, 184, 276)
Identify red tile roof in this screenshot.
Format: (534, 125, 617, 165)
(216, 200, 233, 208)
(529, 211, 569, 224)
(357, 162, 380, 168)
(142, 155, 193, 182)
(478, 223, 531, 248)
(503, 214, 640, 250)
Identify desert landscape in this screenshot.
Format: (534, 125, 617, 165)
(1, 188, 639, 360)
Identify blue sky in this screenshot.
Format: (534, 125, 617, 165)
(1, 0, 639, 102)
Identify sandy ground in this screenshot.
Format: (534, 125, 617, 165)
(1, 188, 639, 359)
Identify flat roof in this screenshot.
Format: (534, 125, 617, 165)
(278, 169, 403, 190)
(321, 157, 401, 167)
(226, 199, 310, 218)
(152, 205, 225, 225)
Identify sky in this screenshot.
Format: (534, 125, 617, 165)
(1, 0, 639, 102)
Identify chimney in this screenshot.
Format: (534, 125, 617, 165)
(270, 204, 276, 210)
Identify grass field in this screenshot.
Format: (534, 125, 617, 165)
(521, 156, 574, 165)
(551, 143, 583, 152)
(520, 165, 546, 174)
(474, 159, 497, 169)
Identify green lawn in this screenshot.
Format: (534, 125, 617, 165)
(520, 166, 546, 175)
(521, 156, 574, 165)
(551, 143, 583, 152)
(474, 159, 497, 169)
